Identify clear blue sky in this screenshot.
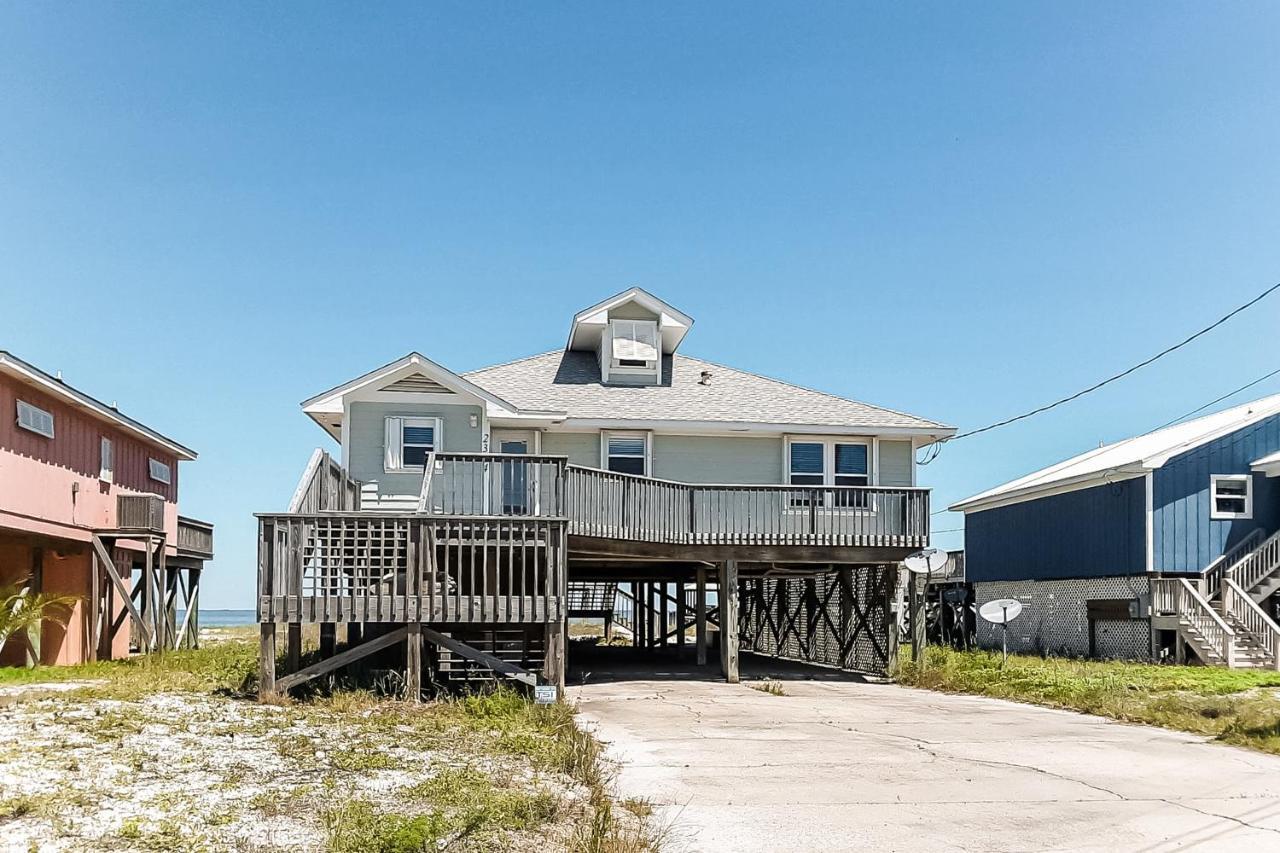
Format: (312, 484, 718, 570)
(3, 4, 1278, 608)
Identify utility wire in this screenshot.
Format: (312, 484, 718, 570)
(1155, 367, 1280, 430)
(919, 279, 1280, 465)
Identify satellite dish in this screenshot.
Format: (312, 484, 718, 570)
(903, 548, 949, 575)
(979, 598, 1023, 624)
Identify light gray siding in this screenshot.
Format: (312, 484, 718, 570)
(878, 440, 914, 487)
(651, 434, 783, 484)
(541, 431, 601, 468)
(348, 400, 484, 509)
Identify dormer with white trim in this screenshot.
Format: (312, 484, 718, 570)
(565, 287, 693, 386)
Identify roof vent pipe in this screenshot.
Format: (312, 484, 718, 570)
(699, 370, 712, 385)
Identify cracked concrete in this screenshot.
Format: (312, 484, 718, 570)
(569, 668, 1280, 851)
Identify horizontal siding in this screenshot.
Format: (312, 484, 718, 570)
(878, 440, 913, 487)
(965, 479, 1146, 582)
(0, 374, 178, 502)
(348, 401, 483, 508)
(1153, 412, 1280, 571)
(651, 434, 782, 484)
(541, 432, 600, 468)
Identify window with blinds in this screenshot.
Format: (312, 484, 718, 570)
(16, 400, 54, 438)
(788, 438, 871, 508)
(385, 416, 440, 472)
(100, 436, 114, 483)
(609, 320, 659, 368)
(606, 433, 648, 475)
(149, 458, 171, 485)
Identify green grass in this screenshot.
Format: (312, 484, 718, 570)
(899, 646, 1280, 753)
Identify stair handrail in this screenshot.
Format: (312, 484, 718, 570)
(1223, 578, 1280, 671)
(1224, 527, 1280, 594)
(1202, 527, 1267, 599)
(1176, 579, 1236, 668)
(416, 451, 439, 513)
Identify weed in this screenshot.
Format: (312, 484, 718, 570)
(749, 681, 786, 696)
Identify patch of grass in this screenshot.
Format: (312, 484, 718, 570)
(0, 793, 38, 821)
(749, 680, 786, 696)
(329, 744, 397, 772)
(899, 646, 1280, 753)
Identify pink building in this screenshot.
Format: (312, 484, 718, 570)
(0, 352, 212, 666)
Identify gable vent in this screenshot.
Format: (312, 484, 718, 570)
(384, 374, 451, 394)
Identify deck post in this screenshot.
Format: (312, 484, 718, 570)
(545, 618, 566, 691)
(676, 581, 686, 649)
(286, 623, 302, 673)
(405, 622, 422, 702)
(884, 566, 900, 674)
(695, 567, 708, 666)
(320, 623, 336, 658)
(259, 623, 277, 699)
(720, 560, 739, 683)
(659, 582, 669, 650)
(909, 570, 925, 665)
(348, 622, 363, 646)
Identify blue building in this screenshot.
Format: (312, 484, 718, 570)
(952, 396, 1280, 667)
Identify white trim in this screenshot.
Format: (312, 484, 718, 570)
(1210, 474, 1253, 520)
(0, 352, 196, 459)
(567, 287, 694, 354)
(16, 399, 54, 438)
(784, 435, 872, 488)
(1152, 471, 1162, 571)
(536, 418, 951, 439)
(148, 458, 172, 485)
(602, 430, 651, 476)
(303, 352, 525, 416)
(384, 415, 442, 475)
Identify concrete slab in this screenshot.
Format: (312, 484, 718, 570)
(569, 668, 1280, 851)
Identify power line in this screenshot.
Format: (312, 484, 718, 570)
(919, 279, 1280, 464)
(1155, 367, 1280, 430)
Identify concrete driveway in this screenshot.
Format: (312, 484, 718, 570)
(569, 665, 1280, 852)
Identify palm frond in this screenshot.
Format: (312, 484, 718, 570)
(0, 577, 80, 653)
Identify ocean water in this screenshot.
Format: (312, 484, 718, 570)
(178, 609, 256, 627)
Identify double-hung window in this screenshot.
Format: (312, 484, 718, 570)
(787, 438, 871, 507)
(605, 433, 648, 476)
(16, 400, 54, 438)
(1211, 474, 1252, 519)
(385, 416, 440, 473)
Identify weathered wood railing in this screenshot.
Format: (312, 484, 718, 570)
(418, 453, 567, 517)
(1224, 527, 1280, 596)
(256, 513, 565, 624)
(289, 448, 362, 513)
(1223, 578, 1280, 670)
(177, 516, 215, 558)
(563, 465, 929, 547)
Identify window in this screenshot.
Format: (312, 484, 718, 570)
(16, 400, 54, 438)
(1211, 474, 1252, 519)
(787, 438, 871, 508)
(609, 320, 659, 371)
(149, 458, 171, 485)
(100, 437, 114, 483)
(606, 433, 648, 475)
(384, 416, 440, 473)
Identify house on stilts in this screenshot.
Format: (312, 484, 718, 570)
(255, 288, 953, 696)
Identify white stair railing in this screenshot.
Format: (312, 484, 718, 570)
(1223, 578, 1280, 671)
(1202, 528, 1267, 599)
(1176, 579, 1236, 667)
(1225, 528, 1280, 595)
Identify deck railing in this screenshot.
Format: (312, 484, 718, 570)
(563, 465, 929, 547)
(1152, 578, 1236, 666)
(1223, 578, 1280, 670)
(289, 448, 362, 513)
(1200, 527, 1267, 599)
(418, 452, 567, 517)
(177, 516, 215, 558)
(1224, 527, 1280, 594)
(257, 513, 565, 624)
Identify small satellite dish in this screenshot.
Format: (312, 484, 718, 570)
(903, 548, 949, 575)
(979, 598, 1023, 624)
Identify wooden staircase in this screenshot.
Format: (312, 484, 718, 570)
(1157, 529, 1280, 669)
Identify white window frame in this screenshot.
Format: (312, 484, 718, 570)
(1210, 474, 1253, 520)
(602, 430, 651, 476)
(100, 436, 114, 483)
(607, 319, 660, 375)
(148, 458, 171, 485)
(384, 416, 442, 474)
(785, 436, 873, 510)
(16, 400, 54, 438)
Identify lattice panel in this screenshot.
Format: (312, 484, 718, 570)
(739, 567, 892, 676)
(974, 576, 1151, 660)
(302, 517, 410, 597)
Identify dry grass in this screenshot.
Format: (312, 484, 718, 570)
(748, 680, 786, 696)
(899, 646, 1280, 754)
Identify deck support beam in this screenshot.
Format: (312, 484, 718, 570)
(696, 567, 708, 666)
(286, 623, 302, 673)
(259, 623, 277, 699)
(720, 560, 739, 683)
(544, 619, 566, 691)
(405, 622, 422, 702)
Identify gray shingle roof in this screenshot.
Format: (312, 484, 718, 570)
(464, 351, 951, 431)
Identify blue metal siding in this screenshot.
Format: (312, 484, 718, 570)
(1153, 413, 1280, 572)
(965, 479, 1146, 582)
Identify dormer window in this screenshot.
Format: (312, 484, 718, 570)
(609, 320, 659, 372)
